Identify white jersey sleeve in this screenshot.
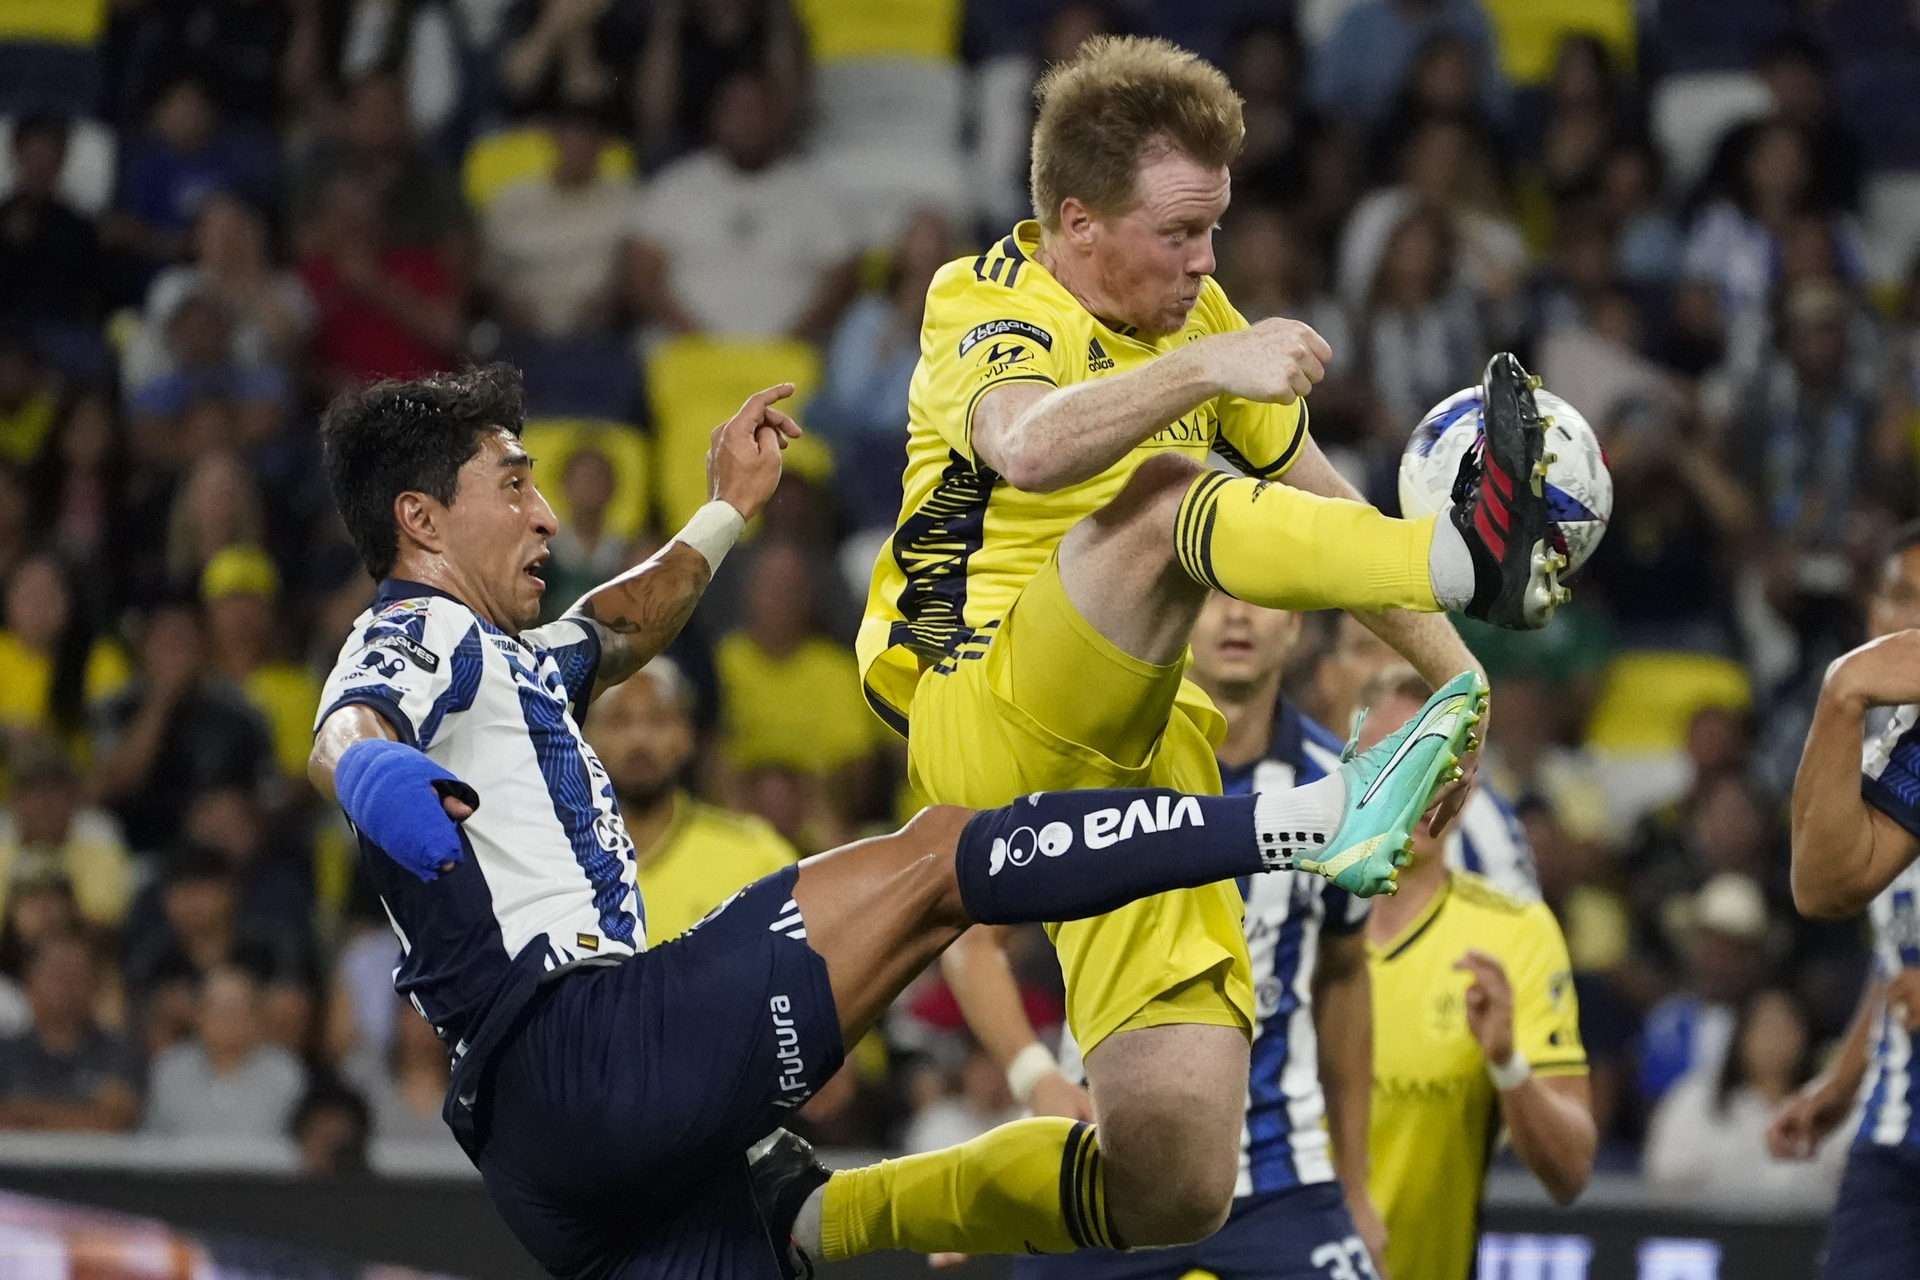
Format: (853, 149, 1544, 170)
(1864, 705, 1920, 841)
(520, 615, 603, 721)
(316, 595, 486, 750)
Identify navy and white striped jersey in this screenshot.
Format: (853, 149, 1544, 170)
(317, 579, 636, 1139)
(1221, 700, 1368, 1197)
(1445, 788, 1539, 900)
(1857, 704, 1920, 1149)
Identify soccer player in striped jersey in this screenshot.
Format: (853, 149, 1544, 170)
(1772, 523, 1920, 1275)
(306, 367, 1486, 1278)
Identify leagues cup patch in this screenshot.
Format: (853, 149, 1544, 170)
(958, 318, 1053, 357)
(369, 635, 441, 673)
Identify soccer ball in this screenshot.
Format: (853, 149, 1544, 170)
(1397, 385, 1613, 573)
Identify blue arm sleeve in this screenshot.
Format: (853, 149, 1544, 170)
(335, 738, 478, 883)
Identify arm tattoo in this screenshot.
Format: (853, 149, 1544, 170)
(569, 545, 712, 692)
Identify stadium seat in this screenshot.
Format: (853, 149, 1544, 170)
(1862, 171, 1920, 289)
(460, 126, 636, 213)
(1584, 651, 1752, 755)
(1650, 73, 1774, 194)
(792, 0, 959, 65)
(521, 418, 652, 542)
(504, 333, 642, 424)
(0, 113, 115, 216)
(643, 336, 830, 530)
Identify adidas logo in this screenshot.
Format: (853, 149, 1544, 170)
(1088, 337, 1115, 372)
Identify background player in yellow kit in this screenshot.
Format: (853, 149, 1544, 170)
(1358, 668, 1595, 1280)
(842, 34, 1567, 1258)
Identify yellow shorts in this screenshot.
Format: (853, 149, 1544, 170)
(905, 556, 1254, 1056)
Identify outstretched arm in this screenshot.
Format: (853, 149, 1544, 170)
(567, 386, 800, 695)
(973, 319, 1330, 493)
(1792, 631, 1920, 919)
(1313, 929, 1385, 1273)
(940, 926, 1093, 1119)
(1769, 974, 1881, 1159)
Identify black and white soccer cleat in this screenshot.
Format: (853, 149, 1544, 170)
(1452, 353, 1571, 631)
(749, 1127, 832, 1280)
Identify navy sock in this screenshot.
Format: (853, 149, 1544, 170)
(955, 788, 1293, 926)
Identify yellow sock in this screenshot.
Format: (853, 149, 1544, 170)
(1174, 471, 1440, 612)
(819, 1117, 1119, 1259)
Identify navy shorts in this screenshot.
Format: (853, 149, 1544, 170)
(1822, 1141, 1920, 1278)
(474, 865, 845, 1280)
(1010, 1183, 1375, 1280)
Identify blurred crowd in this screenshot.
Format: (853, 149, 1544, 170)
(0, 0, 1915, 1191)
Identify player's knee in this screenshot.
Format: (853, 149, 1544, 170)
(1111, 1164, 1233, 1247)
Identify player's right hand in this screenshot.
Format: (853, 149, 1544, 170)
(1823, 629, 1920, 714)
(708, 384, 802, 522)
(1027, 1071, 1095, 1122)
(1766, 1080, 1846, 1161)
(1204, 317, 1332, 404)
(334, 739, 478, 883)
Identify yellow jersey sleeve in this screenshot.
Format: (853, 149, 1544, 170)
(918, 257, 1075, 463)
(1201, 285, 1310, 479)
(1509, 900, 1587, 1076)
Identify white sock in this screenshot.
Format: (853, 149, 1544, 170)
(1428, 512, 1476, 612)
(793, 1184, 825, 1259)
(1253, 773, 1347, 871)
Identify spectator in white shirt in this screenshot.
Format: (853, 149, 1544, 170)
(482, 105, 634, 338)
(1645, 988, 1847, 1203)
(143, 964, 305, 1138)
(627, 68, 858, 343)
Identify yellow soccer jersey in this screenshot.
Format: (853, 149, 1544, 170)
(635, 794, 799, 946)
(1367, 871, 1586, 1280)
(856, 220, 1309, 733)
(715, 632, 883, 775)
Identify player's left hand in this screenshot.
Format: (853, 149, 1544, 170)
(708, 384, 802, 521)
(1454, 949, 1516, 1071)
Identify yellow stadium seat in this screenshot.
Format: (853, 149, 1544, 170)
(643, 337, 832, 531)
(1480, 0, 1635, 86)
(793, 0, 959, 62)
(521, 419, 652, 541)
(461, 127, 636, 212)
(0, 0, 105, 44)
(1583, 651, 1752, 754)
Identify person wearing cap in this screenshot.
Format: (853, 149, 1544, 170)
(0, 743, 131, 931)
(202, 544, 321, 783)
(1359, 665, 1593, 1280)
(580, 654, 796, 947)
(1637, 871, 1770, 1104)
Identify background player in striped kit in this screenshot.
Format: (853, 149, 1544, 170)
(1771, 521, 1920, 1275)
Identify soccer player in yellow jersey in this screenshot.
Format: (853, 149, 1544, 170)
(835, 33, 1569, 1261)
(1358, 669, 1595, 1280)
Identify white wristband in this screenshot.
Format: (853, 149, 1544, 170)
(1006, 1042, 1058, 1107)
(1486, 1048, 1531, 1092)
(672, 501, 746, 574)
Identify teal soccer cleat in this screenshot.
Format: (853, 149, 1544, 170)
(1297, 670, 1488, 897)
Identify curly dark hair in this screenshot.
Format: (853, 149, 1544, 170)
(319, 365, 525, 580)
